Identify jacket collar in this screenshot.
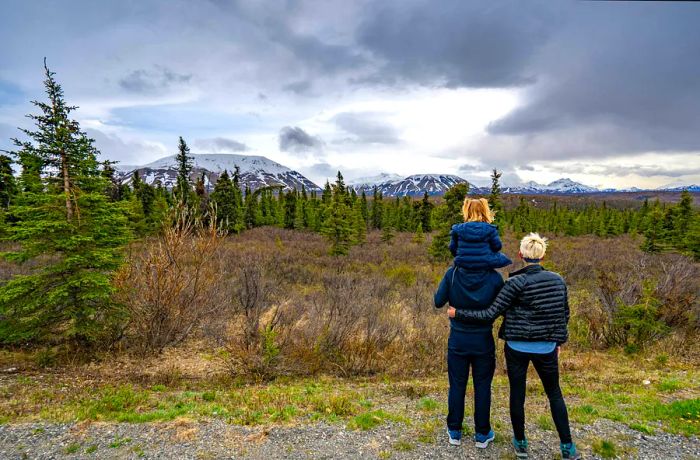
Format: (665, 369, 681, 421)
(509, 264, 544, 277)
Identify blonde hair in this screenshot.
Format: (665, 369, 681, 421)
(520, 233, 548, 260)
(462, 198, 494, 223)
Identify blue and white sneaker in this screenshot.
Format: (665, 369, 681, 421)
(512, 438, 529, 458)
(474, 430, 495, 448)
(446, 429, 462, 446)
(561, 442, 581, 459)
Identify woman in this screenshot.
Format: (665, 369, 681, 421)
(433, 198, 511, 447)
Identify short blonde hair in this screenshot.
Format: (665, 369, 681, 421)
(462, 198, 494, 223)
(520, 233, 547, 260)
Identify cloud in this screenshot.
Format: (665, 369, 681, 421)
(194, 137, 249, 152)
(119, 66, 192, 94)
(87, 129, 167, 165)
(356, 0, 556, 88)
(546, 162, 700, 179)
(282, 80, 312, 95)
(279, 126, 323, 153)
(332, 112, 400, 145)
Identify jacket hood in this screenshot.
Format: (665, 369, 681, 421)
(453, 266, 492, 289)
(451, 222, 496, 242)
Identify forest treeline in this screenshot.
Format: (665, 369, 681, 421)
(0, 64, 699, 353)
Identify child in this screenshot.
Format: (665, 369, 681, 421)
(448, 233, 581, 460)
(434, 198, 507, 449)
(449, 198, 512, 270)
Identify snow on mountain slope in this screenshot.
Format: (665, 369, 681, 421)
(116, 153, 320, 192)
(348, 173, 404, 187)
(501, 178, 598, 194)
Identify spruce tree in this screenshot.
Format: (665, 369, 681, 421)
(641, 204, 664, 253)
(320, 173, 354, 255)
(413, 222, 425, 244)
(352, 201, 367, 244)
(211, 170, 239, 233)
(488, 169, 504, 227)
(175, 136, 193, 205)
(674, 190, 693, 249)
(371, 186, 384, 229)
(0, 62, 131, 347)
(381, 216, 395, 244)
(0, 154, 16, 210)
(419, 191, 433, 232)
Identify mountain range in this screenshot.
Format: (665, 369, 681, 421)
(116, 154, 320, 192)
(115, 153, 699, 196)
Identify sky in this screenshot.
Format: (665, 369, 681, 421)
(1, 0, 700, 189)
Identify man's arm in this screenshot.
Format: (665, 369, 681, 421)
(564, 283, 570, 324)
(434, 267, 454, 309)
(452, 277, 523, 323)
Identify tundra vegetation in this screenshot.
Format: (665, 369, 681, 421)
(0, 63, 699, 454)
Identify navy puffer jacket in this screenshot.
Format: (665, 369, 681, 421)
(449, 222, 512, 270)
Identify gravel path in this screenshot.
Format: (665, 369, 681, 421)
(1, 419, 698, 459)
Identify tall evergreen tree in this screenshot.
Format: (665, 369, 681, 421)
(488, 169, 505, 228)
(174, 136, 193, 205)
(419, 191, 433, 232)
(0, 61, 131, 347)
(0, 155, 16, 210)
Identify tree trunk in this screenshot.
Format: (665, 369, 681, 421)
(61, 149, 73, 221)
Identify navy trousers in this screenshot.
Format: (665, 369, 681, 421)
(446, 328, 495, 435)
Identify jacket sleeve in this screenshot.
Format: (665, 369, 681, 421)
(434, 267, 453, 308)
(489, 227, 503, 252)
(454, 276, 523, 323)
(564, 283, 570, 324)
(449, 228, 458, 256)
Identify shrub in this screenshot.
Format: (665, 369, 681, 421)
(113, 211, 227, 354)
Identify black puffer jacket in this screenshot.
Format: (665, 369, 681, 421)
(454, 264, 570, 344)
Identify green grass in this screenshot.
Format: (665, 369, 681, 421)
(535, 414, 555, 431)
(417, 397, 439, 412)
(63, 442, 81, 454)
(657, 377, 682, 392)
(85, 444, 98, 454)
(109, 435, 132, 448)
(628, 423, 655, 435)
(591, 438, 618, 459)
(348, 409, 408, 430)
(392, 439, 415, 451)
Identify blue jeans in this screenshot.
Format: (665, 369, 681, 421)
(446, 328, 495, 434)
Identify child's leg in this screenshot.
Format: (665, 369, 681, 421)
(531, 350, 572, 444)
(470, 351, 495, 436)
(447, 344, 470, 432)
(505, 344, 529, 441)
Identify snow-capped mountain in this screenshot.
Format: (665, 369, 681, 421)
(116, 153, 320, 192)
(656, 182, 700, 192)
(352, 173, 477, 197)
(501, 178, 598, 194)
(348, 173, 404, 188)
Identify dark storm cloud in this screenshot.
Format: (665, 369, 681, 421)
(194, 137, 249, 152)
(119, 66, 192, 94)
(332, 112, 400, 145)
(356, 0, 557, 88)
(279, 126, 323, 153)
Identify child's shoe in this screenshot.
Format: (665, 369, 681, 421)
(474, 430, 495, 448)
(512, 438, 529, 458)
(446, 429, 462, 446)
(561, 442, 581, 459)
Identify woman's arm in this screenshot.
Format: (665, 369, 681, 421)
(450, 277, 524, 323)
